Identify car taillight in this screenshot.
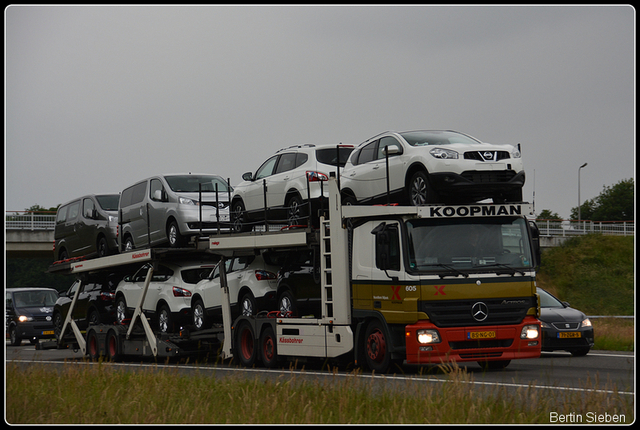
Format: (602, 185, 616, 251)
(306, 171, 328, 182)
(100, 292, 116, 301)
(254, 270, 277, 281)
(172, 286, 192, 297)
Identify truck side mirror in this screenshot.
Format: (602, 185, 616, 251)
(371, 222, 401, 272)
(528, 220, 541, 268)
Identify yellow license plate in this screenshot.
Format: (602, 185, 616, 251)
(41, 330, 54, 335)
(558, 332, 581, 339)
(468, 331, 496, 339)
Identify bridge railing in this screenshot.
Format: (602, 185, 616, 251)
(5, 211, 57, 230)
(4, 211, 635, 237)
(535, 219, 634, 237)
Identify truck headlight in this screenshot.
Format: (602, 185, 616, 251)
(520, 324, 539, 339)
(417, 329, 441, 344)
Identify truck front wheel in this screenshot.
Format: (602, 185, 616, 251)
(363, 320, 393, 374)
(235, 321, 257, 367)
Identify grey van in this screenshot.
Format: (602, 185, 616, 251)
(118, 173, 232, 250)
(54, 194, 120, 260)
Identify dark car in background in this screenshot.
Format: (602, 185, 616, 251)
(52, 273, 122, 340)
(537, 287, 594, 356)
(276, 249, 322, 318)
(6, 287, 59, 346)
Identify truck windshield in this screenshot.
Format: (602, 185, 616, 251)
(406, 217, 533, 274)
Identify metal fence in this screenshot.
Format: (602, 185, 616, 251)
(535, 219, 634, 237)
(4, 211, 636, 237)
(5, 211, 57, 230)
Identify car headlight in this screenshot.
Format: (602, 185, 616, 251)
(108, 215, 118, 223)
(429, 148, 459, 160)
(416, 329, 441, 344)
(18, 315, 34, 323)
(581, 318, 592, 328)
(179, 197, 197, 205)
(511, 148, 522, 159)
(539, 320, 551, 328)
(520, 324, 539, 339)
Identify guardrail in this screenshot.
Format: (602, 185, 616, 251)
(5, 211, 57, 230)
(5, 211, 635, 237)
(535, 219, 634, 237)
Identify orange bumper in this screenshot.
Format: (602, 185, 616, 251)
(405, 316, 541, 365)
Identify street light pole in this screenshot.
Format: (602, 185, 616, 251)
(578, 162, 588, 229)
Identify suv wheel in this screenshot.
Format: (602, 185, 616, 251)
(287, 195, 306, 226)
(408, 171, 436, 206)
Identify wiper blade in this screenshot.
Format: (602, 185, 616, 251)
(476, 263, 526, 276)
(420, 263, 469, 278)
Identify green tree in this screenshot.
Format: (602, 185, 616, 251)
(570, 178, 634, 221)
(537, 209, 561, 220)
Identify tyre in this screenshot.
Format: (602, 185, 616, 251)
(87, 308, 100, 326)
(341, 194, 357, 206)
(235, 321, 258, 367)
(287, 195, 307, 227)
(97, 236, 109, 257)
(157, 304, 174, 333)
(408, 170, 437, 206)
(570, 348, 590, 357)
(123, 236, 134, 252)
(232, 200, 251, 233)
(192, 298, 210, 331)
(260, 326, 280, 369)
(115, 296, 128, 324)
(53, 311, 65, 340)
(278, 290, 297, 317)
(58, 249, 68, 261)
(363, 319, 393, 373)
(87, 330, 102, 361)
(9, 326, 22, 346)
(240, 292, 257, 317)
(105, 330, 122, 362)
(167, 221, 184, 248)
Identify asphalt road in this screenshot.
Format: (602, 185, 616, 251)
(6, 340, 634, 398)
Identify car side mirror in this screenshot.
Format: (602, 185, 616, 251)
(383, 144, 402, 156)
(242, 172, 254, 182)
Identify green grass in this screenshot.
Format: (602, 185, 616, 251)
(537, 235, 634, 316)
(5, 363, 634, 424)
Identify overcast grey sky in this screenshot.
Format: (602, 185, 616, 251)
(4, 5, 635, 219)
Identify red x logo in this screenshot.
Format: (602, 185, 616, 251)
(391, 285, 401, 300)
(434, 285, 446, 295)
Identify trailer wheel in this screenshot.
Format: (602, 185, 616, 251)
(87, 330, 101, 361)
(260, 326, 279, 369)
(364, 319, 392, 374)
(235, 321, 257, 367)
(106, 330, 122, 362)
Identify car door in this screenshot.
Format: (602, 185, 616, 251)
(342, 140, 379, 201)
(75, 198, 98, 255)
(147, 178, 170, 245)
(122, 264, 166, 312)
(244, 155, 279, 212)
(62, 200, 82, 255)
(267, 152, 298, 208)
(377, 136, 406, 196)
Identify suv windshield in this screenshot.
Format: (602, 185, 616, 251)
(95, 194, 120, 211)
(316, 146, 354, 168)
(400, 130, 482, 147)
(406, 217, 533, 274)
(165, 175, 232, 193)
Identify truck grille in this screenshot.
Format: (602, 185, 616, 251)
(421, 297, 534, 327)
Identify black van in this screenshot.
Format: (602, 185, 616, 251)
(6, 287, 59, 346)
(54, 194, 120, 261)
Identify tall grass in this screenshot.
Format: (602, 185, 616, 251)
(6, 362, 634, 424)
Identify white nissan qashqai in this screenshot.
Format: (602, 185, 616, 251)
(339, 130, 525, 205)
(115, 260, 215, 333)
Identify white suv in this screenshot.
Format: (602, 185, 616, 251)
(340, 130, 524, 205)
(230, 144, 354, 231)
(115, 260, 215, 333)
(190, 253, 279, 331)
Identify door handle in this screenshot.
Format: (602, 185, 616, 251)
(372, 164, 380, 170)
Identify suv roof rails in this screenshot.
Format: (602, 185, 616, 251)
(275, 143, 317, 153)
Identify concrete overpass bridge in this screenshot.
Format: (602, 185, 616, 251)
(5, 211, 634, 259)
